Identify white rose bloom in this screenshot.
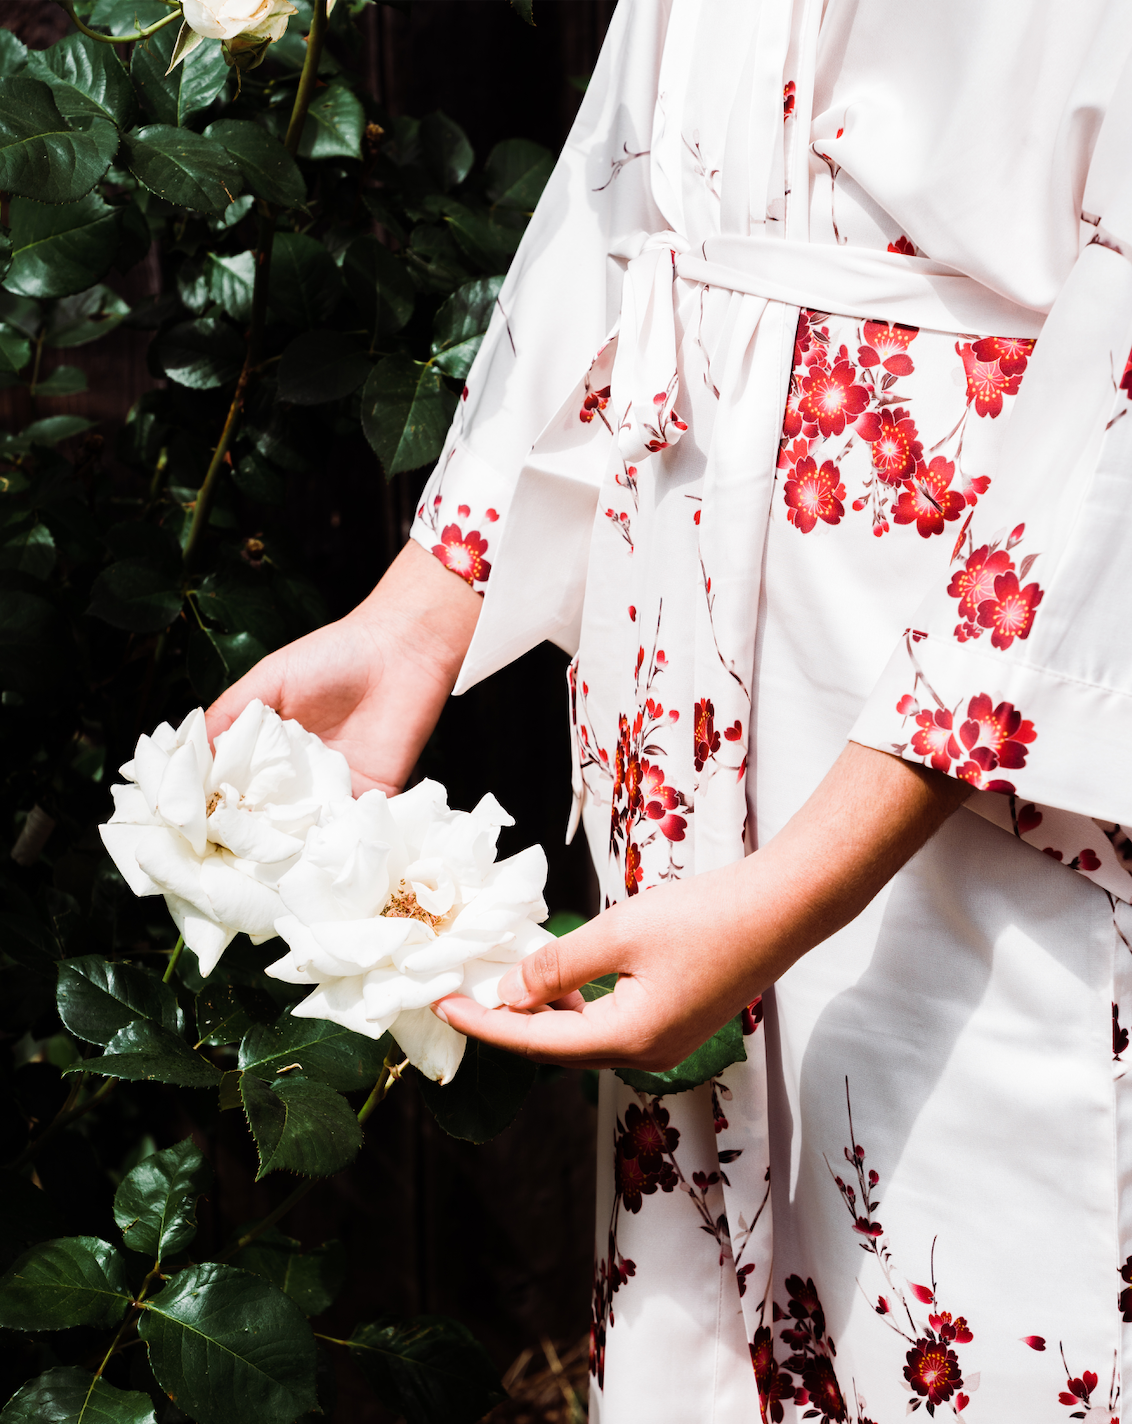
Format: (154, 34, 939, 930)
(181, 0, 298, 42)
(266, 780, 555, 1084)
(100, 700, 351, 976)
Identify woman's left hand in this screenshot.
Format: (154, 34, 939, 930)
(433, 742, 973, 1070)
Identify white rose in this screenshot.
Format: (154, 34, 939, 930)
(266, 779, 555, 1084)
(100, 700, 351, 976)
(181, 0, 297, 42)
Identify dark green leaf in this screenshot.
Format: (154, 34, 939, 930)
(241, 1074, 362, 1180)
(277, 330, 370, 405)
(510, 0, 535, 25)
(232, 451, 285, 505)
(295, 80, 364, 160)
(56, 954, 182, 1047)
(113, 1137, 212, 1261)
(152, 316, 244, 388)
(139, 1263, 317, 1424)
(131, 24, 229, 128)
(125, 125, 243, 215)
(87, 0, 170, 34)
(0, 31, 28, 78)
(46, 284, 130, 347)
(238, 1013, 389, 1092)
(116, 197, 153, 271)
(361, 355, 457, 476)
(0, 326, 30, 375)
(204, 119, 305, 209)
(419, 112, 473, 191)
(0, 1237, 131, 1330)
(348, 1314, 506, 1424)
(77, 1020, 223, 1088)
(192, 565, 286, 647)
(484, 137, 552, 210)
(206, 250, 255, 323)
(0, 415, 94, 456)
(267, 233, 342, 330)
(411, 1040, 535, 1144)
(547, 911, 588, 937)
(579, 973, 616, 1001)
(615, 1014, 747, 1097)
(443, 200, 524, 272)
(406, 224, 473, 293)
(188, 625, 268, 706)
(87, 557, 183, 633)
(229, 1231, 345, 1317)
(195, 983, 276, 1047)
(0, 77, 117, 204)
(32, 365, 87, 396)
(0, 292, 41, 338)
(4, 194, 121, 300)
(0, 1366, 156, 1424)
(0, 523, 55, 579)
(26, 33, 137, 133)
(0, 590, 54, 646)
(430, 275, 502, 379)
(342, 235, 415, 337)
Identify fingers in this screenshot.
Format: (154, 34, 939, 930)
(496, 921, 621, 1011)
(204, 653, 284, 744)
(434, 994, 627, 1067)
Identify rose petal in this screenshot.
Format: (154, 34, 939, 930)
(99, 823, 163, 897)
(289, 976, 394, 1038)
(387, 779, 450, 857)
(134, 827, 214, 918)
(361, 965, 463, 1019)
(158, 741, 209, 857)
(210, 698, 268, 793)
(265, 917, 323, 983)
(455, 956, 511, 1007)
(404, 856, 458, 916)
(198, 853, 282, 938)
(164, 892, 234, 976)
(107, 781, 161, 828)
(474, 918, 556, 964)
(132, 733, 171, 814)
(207, 804, 306, 863)
(390, 1005, 466, 1083)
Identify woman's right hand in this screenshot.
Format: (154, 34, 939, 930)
(204, 540, 482, 796)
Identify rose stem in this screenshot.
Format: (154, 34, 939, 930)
(162, 934, 185, 983)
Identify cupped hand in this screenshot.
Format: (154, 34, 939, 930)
(204, 541, 481, 797)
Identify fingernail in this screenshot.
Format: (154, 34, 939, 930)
(431, 1001, 449, 1023)
(497, 968, 525, 1006)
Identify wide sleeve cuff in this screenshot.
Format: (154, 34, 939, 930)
(409, 437, 509, 594)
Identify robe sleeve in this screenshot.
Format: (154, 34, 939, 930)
(849, 216, 1132, 840)
(407, 0, 668, 632)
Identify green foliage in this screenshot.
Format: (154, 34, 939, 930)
(348, 1314, 506, 1424)
(113, 1137, 212, 1259)
(0, 7, 557, 1418)
(615, 1014, 747, 1096)
(139, 1263, 318, 1423)
(0, 1237, 131, 1330)
(0, 1367, 157, 1424)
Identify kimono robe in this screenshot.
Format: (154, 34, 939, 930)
(409, 2, 1132, 1419)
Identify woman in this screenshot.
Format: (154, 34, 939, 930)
(209, 2, 1132, 1418)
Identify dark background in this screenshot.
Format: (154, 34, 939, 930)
(1, 3, 616, 1419)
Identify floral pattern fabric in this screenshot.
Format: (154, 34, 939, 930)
(407, 1, 1132, 1420)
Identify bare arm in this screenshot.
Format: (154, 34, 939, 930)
(435, 742, 972, 1068)
(206, 541, 481, 795)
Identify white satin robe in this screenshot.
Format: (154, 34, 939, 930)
(409, 3, 1132, 1419)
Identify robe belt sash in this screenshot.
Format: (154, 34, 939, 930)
(455, 226, 1049, 700)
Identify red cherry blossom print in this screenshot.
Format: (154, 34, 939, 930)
(742, 997, 764, 1034)
(784, 457, 846, 533)
(641, 760, 687, 841)
(1022, 1336, 1047, 1351)
(484, 507, 499, 522)
(975, 569, 1044, 649)
(751, 1326, 795, 1424)
(431, 523, 491, 585)
(904, 1338, 963, 1407)
(1017, 803, 1043, 834)
(857, 320, 918, 377)
(793, 310, 813, 367)
(1079, 848, 1101, 871)
(580, 384, 611, 423)
(1121, 346, 1132, 399)
(947, 544, 1013, 620)
(782, 382, 807, 439)
(960, 693, 1036, 772)
(783, 79, 796, 119)
(957, 340, 1024, 417)
(971, 335, 1035, 378)
(457, 503, 470, 518)
(892, 457, 965, 537)
(694, 697, 721, 772)
(909, 1283, 935, 1304)
(956, 467, 991, 507)
(797, 356, 870, 437)
(624, 840, 643, 896)
(800, 1357, 847, 1423)
(855, 405, 923, 483)
(911, 707, 960, 773)
(888, 235, 916, 256)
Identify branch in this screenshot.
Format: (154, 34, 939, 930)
(58, 0, 183, 44)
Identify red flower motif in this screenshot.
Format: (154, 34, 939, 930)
(904, 1338, 962, 1406)
(911, 707, 960, 774)
(855, 405, 922, 483)
(797, 356, 870, 437)
(751, 1327, 795, 1424)
(958, 340, 1024, 417)
(1060, 1371, 1099, 1407)
(1121, 346, 1132, 400)
(784, 457, 846, 533)
(858, 320, 918, 376)
(783, 80, 796, 119)
(892, 457, 965, 537)
(624, 840, 643, 896)
(800, 1357, 847, 1423)
(888, 235, 916, 256)
(485, 507, 499, 522)
(960, 693, 1036, 773)
(641, 760, 687, 841)
(975, 569, 1043, 649)
(971, 335, 1035, 378)
(1022, 1336, 1047, 1351)
(947, 544, 1013, 620)
(431, 524, 491, 585)
(909, 1283, 935, 1304)
(580, 384, 611, 423)
(621, 1101, 678, 1172)
(694, 697, 721, 772)
(742, 997, 764, 1035)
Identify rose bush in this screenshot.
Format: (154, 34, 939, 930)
(268, 780, 555, 1081)
(100, 700, 351, 974)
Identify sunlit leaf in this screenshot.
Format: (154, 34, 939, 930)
(295, 80, 364, 160)
(430, 275, 503, 379)
(125, 124, 243, 215)
(77, 1020, 223, 1087)
(26, 32, 138, 133)
(131, 22, 229, 128)
(0, 1366, 156, 1424)
(360, 355, 456, 476)
(230, 1230, 346, 1317)
(484, 137, 552, 210)
(0, 77, 118, 204)
(4, 194, 121, 300)
(204, 119, 306, 208)
(239, 1013, 389, 1092)
(56, 954, 182, 1046)
(241, 1074, 362, 1180)
(0, 1237, 131, 1330)
(113, 1137, 212, 1260)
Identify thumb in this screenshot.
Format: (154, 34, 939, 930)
(497, 920, 618, 1009)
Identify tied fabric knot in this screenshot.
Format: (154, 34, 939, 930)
(609, 230, 693, 464)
